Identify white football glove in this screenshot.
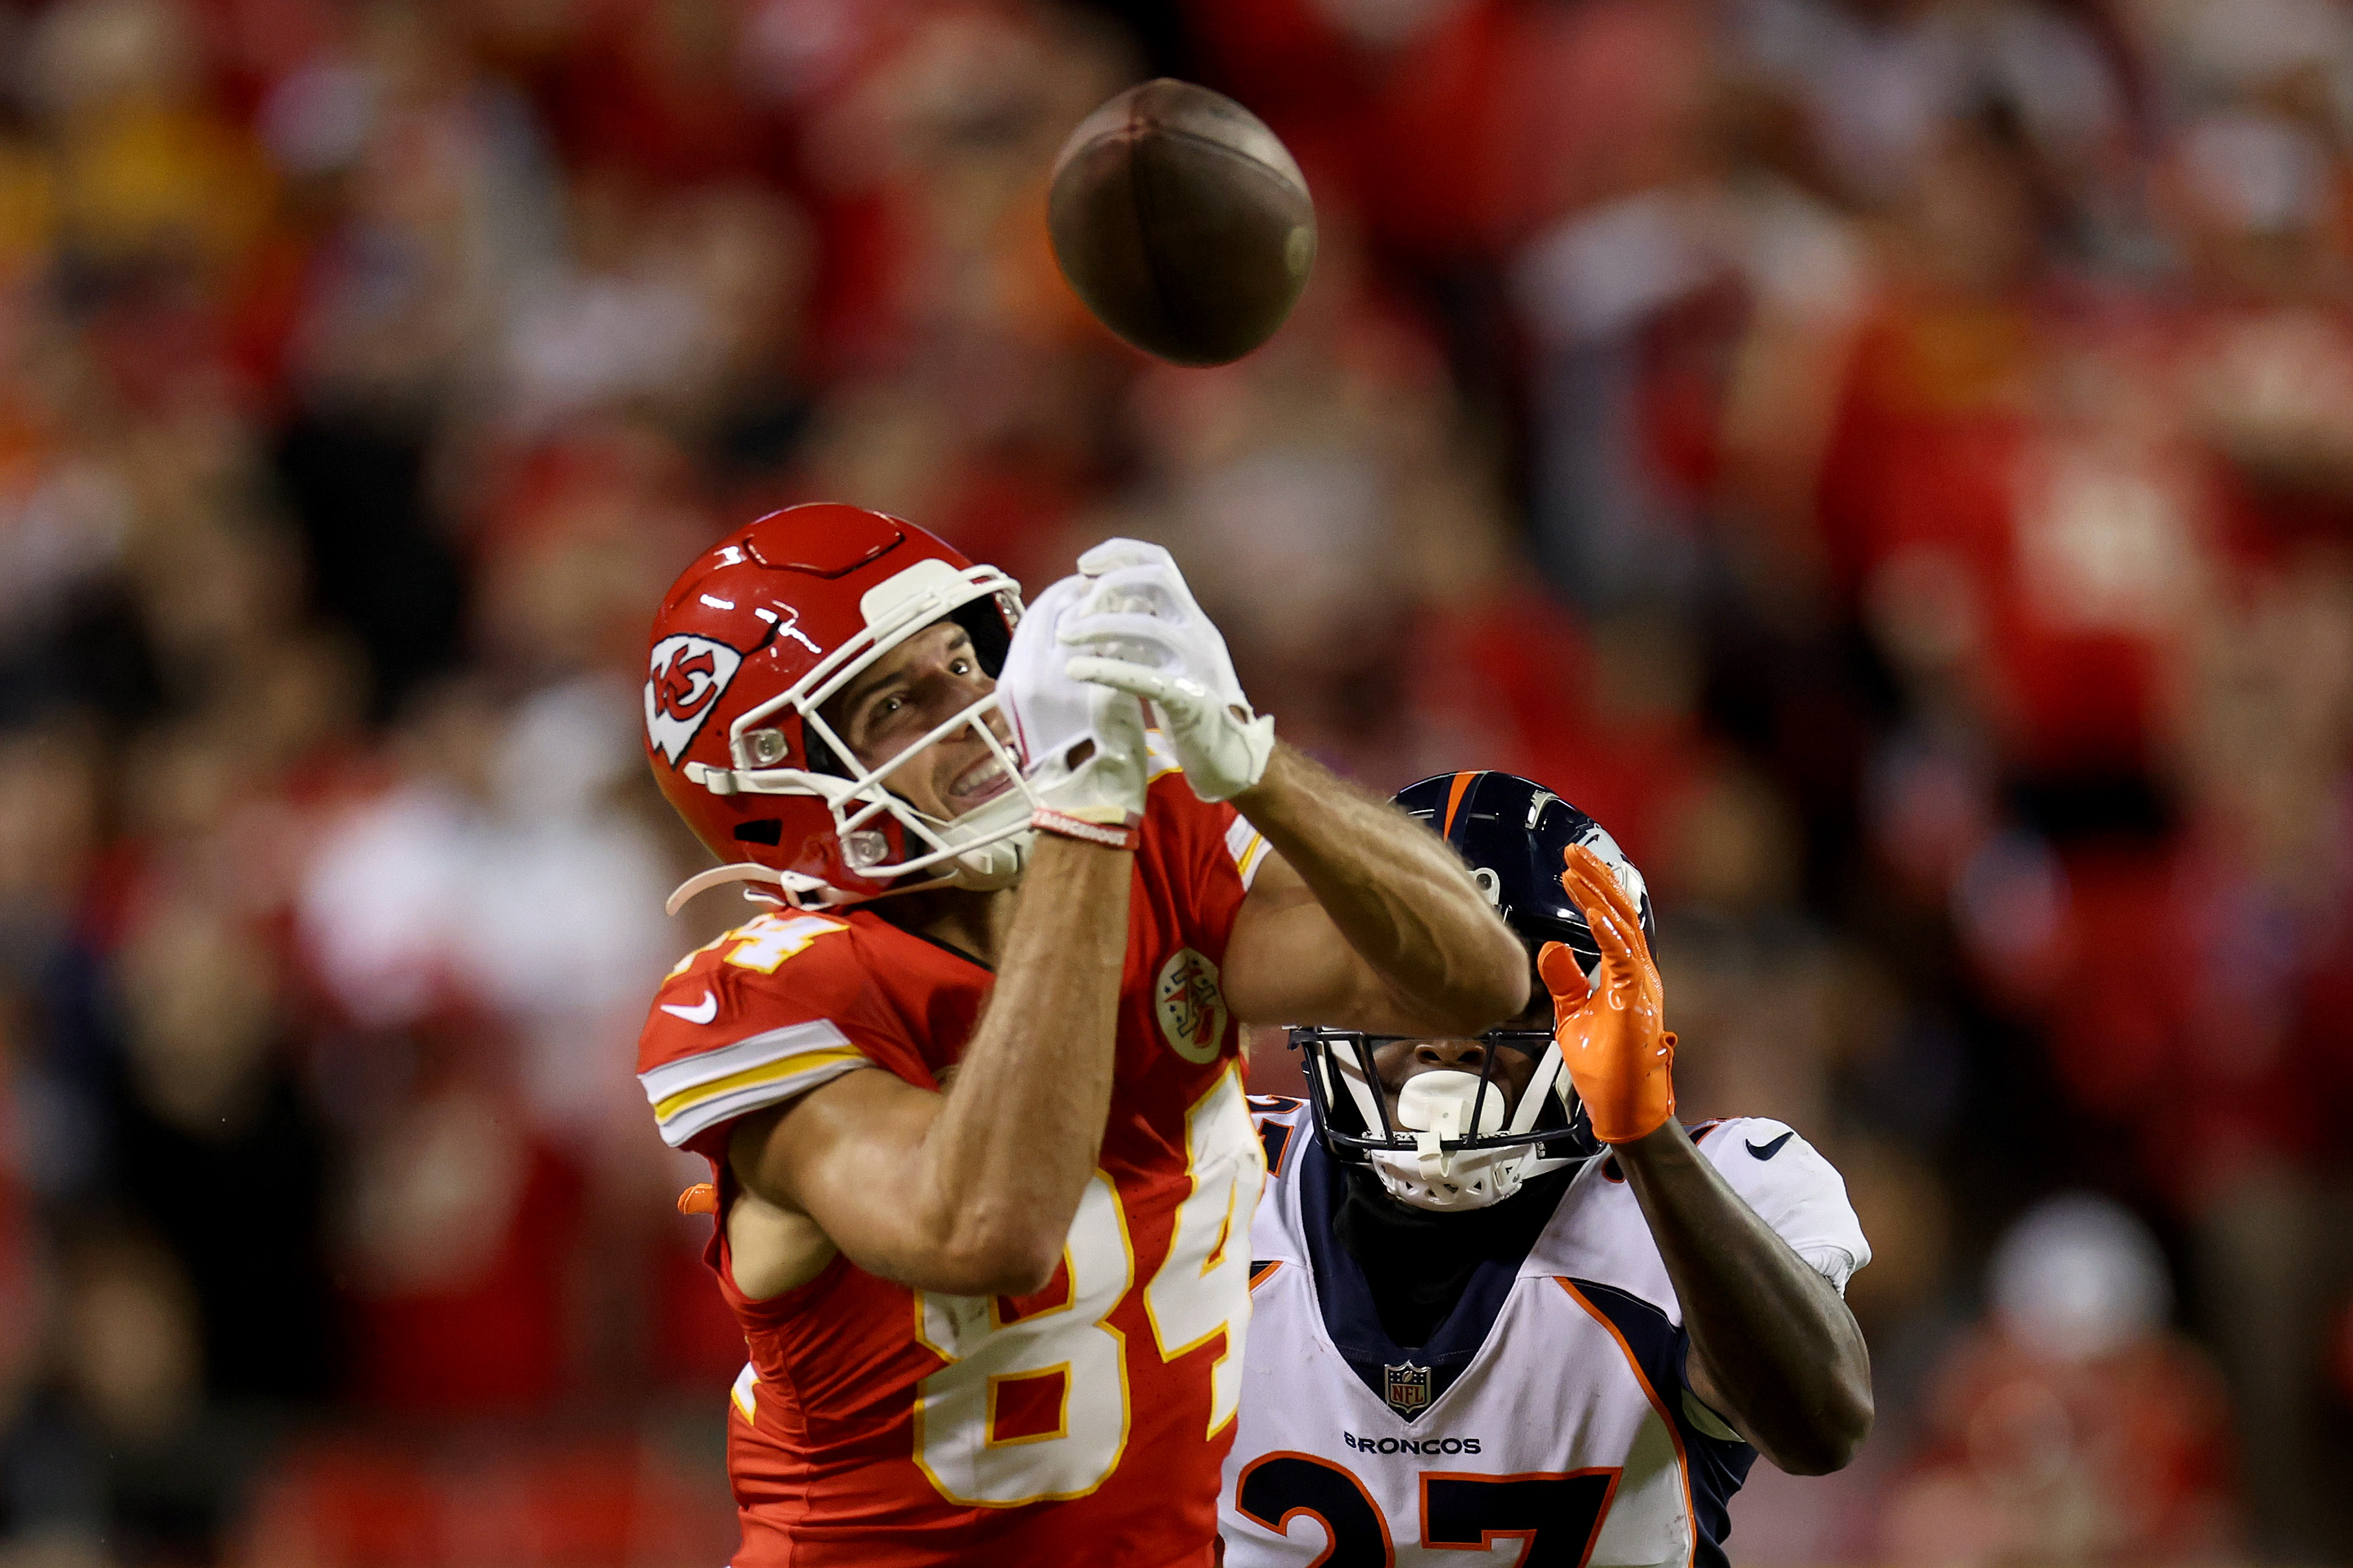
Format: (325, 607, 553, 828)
(997, 574, 1151, 826)
(1059, 539, 1275, 803)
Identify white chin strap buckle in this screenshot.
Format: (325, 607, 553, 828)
(949, 828, 1032, 891)
(685, 761, 739, 795)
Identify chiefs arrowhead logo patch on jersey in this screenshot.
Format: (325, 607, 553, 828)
(646, 634, 744, 766)
(1155, 947, 1228, 1065)
(1384, 1361, 1431, 1417)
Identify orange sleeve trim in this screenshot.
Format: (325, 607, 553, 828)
(1555, 1278, 1696, 1568)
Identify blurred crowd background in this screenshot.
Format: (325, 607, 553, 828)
(0, 0, 2349, 1562)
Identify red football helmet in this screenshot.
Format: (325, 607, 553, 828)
(643, 503, 1030, 911)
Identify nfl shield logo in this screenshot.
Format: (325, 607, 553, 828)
(1383, 1361, 1431, 1417)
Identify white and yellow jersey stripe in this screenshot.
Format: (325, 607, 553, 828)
(1224, 814, 1271, 891)
(637, 1018, 869, 1149)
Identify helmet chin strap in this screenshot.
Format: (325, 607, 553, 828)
(1329, 1038, 1388, 1136)
(936, 789, 1035, 891)
(668, 743, 1043, 915)
(1343, 1040, 1581, 1213)
(1506, 1039, 1567, 1136)
(664, 862, 834, 917)
(663, 849, 1026, 917)
(945, 830, 1031, 890)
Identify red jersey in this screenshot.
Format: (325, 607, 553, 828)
(636, 756, 1273, 1567)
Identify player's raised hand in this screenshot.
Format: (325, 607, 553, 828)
(997, 574, 1151, 832)
(1058, 539, 1274, 803)
(1538, 844, 1676, 1144)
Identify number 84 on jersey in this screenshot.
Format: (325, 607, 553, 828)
(910, 1070, 1262, 1506)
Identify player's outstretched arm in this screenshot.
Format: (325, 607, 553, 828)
(1614, 1122, 1873, 1474)
(726, 834, 1133, 1299)
(1048, 538, 1524, 1035)
(1222, 746, 1531, 1035)
(1544, 847, 1873, 1475)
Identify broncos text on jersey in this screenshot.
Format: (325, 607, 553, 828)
(1222, 1098, 1869, 1568)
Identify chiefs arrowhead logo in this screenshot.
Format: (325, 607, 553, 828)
(1153, 947, 1229, 1065)
(645, 635, 744, 766)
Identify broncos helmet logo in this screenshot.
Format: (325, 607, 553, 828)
(645, 635, 744, 766)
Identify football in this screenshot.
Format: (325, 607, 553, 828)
(1047, 79, 1316, 368)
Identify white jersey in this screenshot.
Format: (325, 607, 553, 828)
(1220, 1099, 1869, 1568)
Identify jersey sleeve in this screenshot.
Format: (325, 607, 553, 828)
(1217, 802, 1275, 892)
(1696, 1118, 1873, 1292)
(1140, 731, 1270, 928)
(635, 911, 901, 1154)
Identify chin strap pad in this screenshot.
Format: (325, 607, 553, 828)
(664, 861, 831, 917)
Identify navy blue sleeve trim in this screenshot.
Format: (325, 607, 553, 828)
(1567, 1278, 1758, 1568)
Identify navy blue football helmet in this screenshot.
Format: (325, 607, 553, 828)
(1292, 770, 1656, 1210)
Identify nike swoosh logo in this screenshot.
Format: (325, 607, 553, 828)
(661, 990, 718, 1025)
(1747, 1130, 1795, 1161)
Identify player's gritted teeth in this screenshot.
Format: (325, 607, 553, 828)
(947, 753, 1014, 813)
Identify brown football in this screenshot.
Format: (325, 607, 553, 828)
(1047, 79, 1316, 368)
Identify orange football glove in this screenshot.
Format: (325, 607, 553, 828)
(676, 1182, 719, 1216)
(1537, 844, 1676, 1144)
